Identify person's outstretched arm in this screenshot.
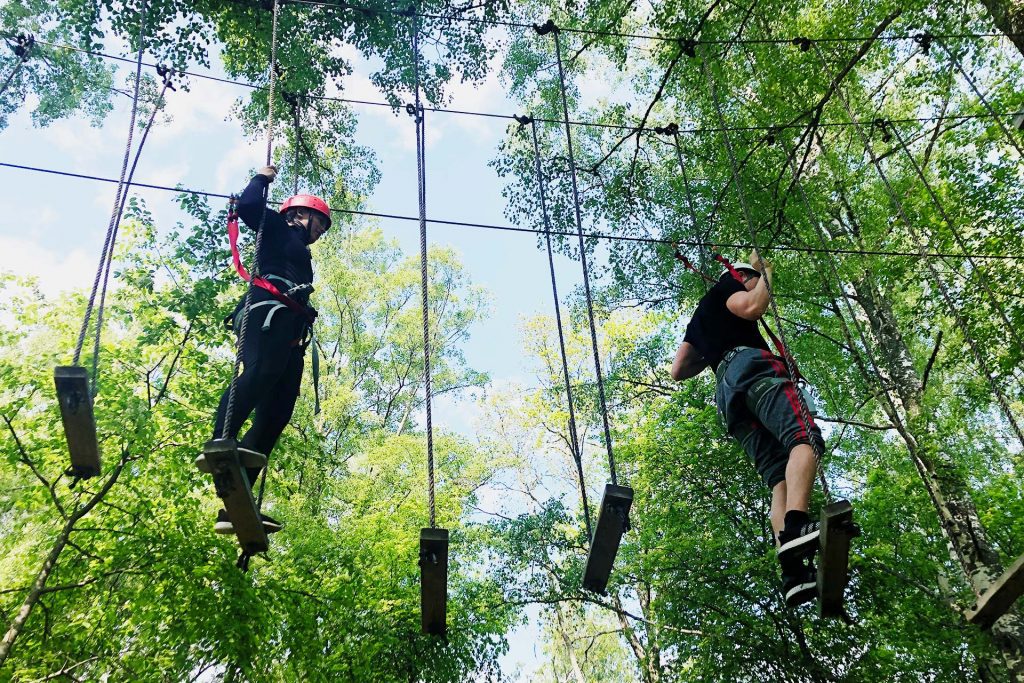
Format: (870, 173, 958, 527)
(671, 340, 708, 380)
(236, 165, 277, 229)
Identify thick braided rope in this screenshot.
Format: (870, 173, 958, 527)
(90, 77, 172, 388)
(0, 60, 24, 97)
(73, 2, 147, 368)
(551, 28, 618, 486)
(529, 118, 593, 539)
(819, 46, 1024, 452)
(701, 57, 832, 501)
(411, 11, 436, 528)
(222, 0, 280, 441)
(670, 130, 710, 292)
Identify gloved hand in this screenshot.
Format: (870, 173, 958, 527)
(748, 249, 774, 285)
(258, 165, 278, 182)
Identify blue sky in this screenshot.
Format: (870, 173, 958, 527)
(0, 31, 628, 678)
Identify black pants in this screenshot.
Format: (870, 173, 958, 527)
(213, 295, 307, 485)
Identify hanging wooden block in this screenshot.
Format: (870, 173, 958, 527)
(817, 499, 860, 618)
(202, 439, 268, 555)
(1013, 111, 1024, 131)
(53, 366, 101, 479)
(582, 484, 634, 595)
(966, 552, 1024, 629)
(420, 527, 449, 636)
(194, 447, 267, 474)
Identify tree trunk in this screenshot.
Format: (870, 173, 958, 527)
(979, 0, 1024, 60)
(0, 457, 126, 668)
(851, 275, 1024, 679)
(553, 604, 587, 683)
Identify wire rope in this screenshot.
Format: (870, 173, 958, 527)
(547, 21, 618, 487)
(526, 116, 593, 539)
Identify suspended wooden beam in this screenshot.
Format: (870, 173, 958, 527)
(582, 484, 634, 595)
(53, 366, 101, 479)
(202, 439, 268, 555)
(420, 527, 449, 636)
(817, 499, 860, 618)
(966, 552, 1024, 629)
(1013, 111, 1024, 131)
(194, 447, 266, 474)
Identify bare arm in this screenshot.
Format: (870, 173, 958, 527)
(671, 341, 708, 380)
(725, 275, 771, 321)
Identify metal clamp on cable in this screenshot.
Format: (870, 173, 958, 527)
(156, 64, 175, 90)
(533, 19, 559, 35)
(13, 33, 34, 61)
(652, 122, 679, 136)
(680, 38, 697, 58)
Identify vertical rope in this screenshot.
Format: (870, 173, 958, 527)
(90, 76, 172, 389)
(411, 9, 436, 528)
(73, 3, 147, 368)
(701, 56, 832, 501)
(669, 128, 709, 292)
(933, 38, 1024, 159)
(816, 45, 1024, 451)
(291, 94, 301, 196)
(222, 0, 280, 442)
(884, 120, 1020, 344)
(549, 25, 618, 486)
(529, 117, 593, 539)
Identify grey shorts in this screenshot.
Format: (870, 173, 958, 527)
(714, 347, 825, 489)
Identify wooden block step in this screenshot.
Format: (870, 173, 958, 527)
(967, 552, 1024, 629)
(420, 527, 449, 636)
(582, 484, 634, 595)
(1013, 111, 1024, 131)
(53, 366, 101, 479)
(817, 500, 860, 618)
(203, 439, 268, 555)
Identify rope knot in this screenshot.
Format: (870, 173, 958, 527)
(791, 37, 812, 52)
(533, 19, 559, 35)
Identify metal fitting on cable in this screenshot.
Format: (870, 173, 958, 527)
(765, 126, 779, 145)
(680, 38, 697, 58)
(791, 36, 812, 52)
(156, 64, 175, 90)
(533, 19, 559, 36)
(652, 122, 679, 135)
(13, 33, 34, 61)
(873, 117, 892, 142)
(914, 31, 933, 54)
(405, 102, 423, 122)
(513, 114, 533, 127)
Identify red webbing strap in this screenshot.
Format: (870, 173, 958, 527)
(713, 253, 804, 382)
(674, 247, 716, 284)
(227, 201, 313, 321)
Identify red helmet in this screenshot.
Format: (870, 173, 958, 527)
(280, 194, 332, 228)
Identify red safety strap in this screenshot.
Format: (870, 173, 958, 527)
(673, 247, 716, 284)
(227, 199, 314, 322)
(712, 252, 804, 382)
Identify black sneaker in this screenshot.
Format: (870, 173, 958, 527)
(782, 563, 818, 607)
(214, 510, 283, 535)
(260, 513, 283, 534)
(214, 509, 234, 535)
(778, 520, 821, 564)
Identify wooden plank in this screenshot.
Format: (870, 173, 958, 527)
(203, 439, 268, 555)
(817, 499, 860, 618)
(420, 527, 449, 636)
(194, 447, 266, 474)
(1013, 111, 1024, 131)
(582, 484, 634, 595)
(967, 552, 1024, 629)
(53, 366, 101, 479)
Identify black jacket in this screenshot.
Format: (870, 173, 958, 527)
(236, 174, 313, 290)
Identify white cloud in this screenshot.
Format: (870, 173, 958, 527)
(159, 76, 234, 138)
(47, 119, 106, 164)
(0, 235, 96, 298)
(214, 137, 261, 193)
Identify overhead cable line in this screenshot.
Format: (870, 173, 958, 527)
(279, 0, 1018, 47)
(5, 160, 1024, 263)
(25, 37, 1021, 137)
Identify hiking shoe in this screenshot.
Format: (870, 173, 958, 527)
(195, 447, 268, 474)
(782, 563, 818, 608)
(213, 510, 284, 535)
(778, 520, 821, 564)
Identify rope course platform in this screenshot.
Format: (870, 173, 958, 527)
(967, 553, 1024, 629)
